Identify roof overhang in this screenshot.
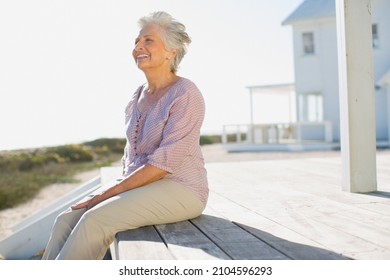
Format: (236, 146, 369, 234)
(378, 70, 390, 87)
(246, 83, 295, 95)
(282, 0, 335, 26)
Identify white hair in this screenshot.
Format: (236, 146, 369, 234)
(138, 11, 191, 73)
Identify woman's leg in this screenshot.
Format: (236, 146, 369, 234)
(41, 207, 86, 260)
(41, 178, 122, 259)
(56, 179, 204, 260)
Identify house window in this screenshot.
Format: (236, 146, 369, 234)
(302, 32, 315, 55)
(298, 92, 323, 122)
(372, 23, 379, 48)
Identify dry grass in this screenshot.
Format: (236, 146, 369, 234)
(0, 139, 125, 211)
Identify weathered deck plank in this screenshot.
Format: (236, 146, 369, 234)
(155, 220, 229, 260)
(190, 213, 289, 260)
(205, 155, 390, 260)
(205, 192, 349, 260)
(112, 226, 174, 260)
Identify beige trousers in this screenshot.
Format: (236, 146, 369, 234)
(41, 179, 205, 260)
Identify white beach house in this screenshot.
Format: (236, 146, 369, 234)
(223, 0, 390, 151)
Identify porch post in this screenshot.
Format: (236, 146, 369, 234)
(387, 86, 390, 147)
(249, 88, 254, 144)
(336, 0, 377, 192)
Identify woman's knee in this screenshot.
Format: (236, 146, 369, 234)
(53, 210, 72, 228)
(78, 207, 109, 231)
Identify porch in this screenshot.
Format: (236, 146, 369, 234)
(201, 146, 390, 259)
(112, 145, 390, 260)
(221, 121, 338, 152)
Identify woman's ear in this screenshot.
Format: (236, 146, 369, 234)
(167, 49, 177, 60)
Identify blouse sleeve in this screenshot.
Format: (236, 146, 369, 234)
(146, 86, 205, 173)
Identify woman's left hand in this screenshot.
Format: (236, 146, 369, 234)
(71, 194, 105, 210)
(70, 164, 166, 211)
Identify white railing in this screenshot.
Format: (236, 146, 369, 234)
(222, 121, 333, 145)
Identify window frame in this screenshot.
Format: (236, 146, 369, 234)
(372, 23, 379, 49)
(302, 32, 315, 55)
(298, 92, 323, 122)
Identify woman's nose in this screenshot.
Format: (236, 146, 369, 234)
(134, 42, 143, 51)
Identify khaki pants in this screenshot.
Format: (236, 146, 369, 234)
(42, 179, 205, 260)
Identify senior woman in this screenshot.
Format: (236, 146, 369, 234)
(42, 11, 208, 260)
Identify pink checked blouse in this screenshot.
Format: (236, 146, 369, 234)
(122, 78, 209, 205)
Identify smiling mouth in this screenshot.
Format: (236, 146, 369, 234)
(136, 54, 149, 61)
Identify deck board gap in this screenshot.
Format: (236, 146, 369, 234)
(188, 219, 234, 259)
(153, 225, 168, 247)
(232, 221, 293, 260)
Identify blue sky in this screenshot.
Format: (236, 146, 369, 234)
(0, 0, 303, 150)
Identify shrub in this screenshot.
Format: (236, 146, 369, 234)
(47, 145, 93, 163)
(200, 135, 221, 145)
(0, 138, 125, 211)
(83, 138, 126, 154)
(19, 156, 44, 171)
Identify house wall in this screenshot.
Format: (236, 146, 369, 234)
(290, 0, 390, 143)
(372, 0, 390, 80)
(292, 19, 340, 141)
(372, 0, 390, 141)
(376, 87, 388, 140)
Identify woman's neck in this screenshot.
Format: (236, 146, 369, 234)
(144, 70, 179, 93)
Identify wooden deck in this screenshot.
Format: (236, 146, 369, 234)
(202, 151, 390, 260)
(107, 149, 390, 260)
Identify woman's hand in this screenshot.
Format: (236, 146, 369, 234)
(71, 194, 105, 210)
(70, 164, 167, 211)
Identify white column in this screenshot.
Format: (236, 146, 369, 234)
(336, 0, 377, 192)
(249, 88, 254, 144)
(386, 85, 390, 147)
(388, 87, 390, 147)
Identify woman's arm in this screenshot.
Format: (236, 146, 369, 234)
(71, 164, 168, 210)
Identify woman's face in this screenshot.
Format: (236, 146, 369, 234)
(133, 24, 174, 73)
